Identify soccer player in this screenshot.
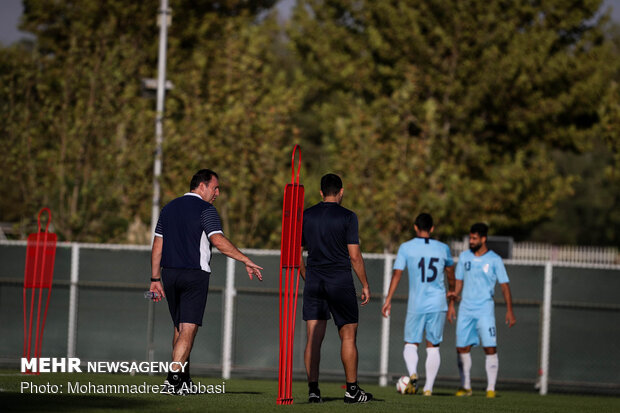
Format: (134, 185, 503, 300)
(300, 173, 373, 404)
(149, 169, 263, 395)
(381, 213, 455, 396)
(447, 222, 516, 398)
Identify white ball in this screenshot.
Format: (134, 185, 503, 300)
(396, 375, 410, 394)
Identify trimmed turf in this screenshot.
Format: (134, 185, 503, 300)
(1, 370, 619, 413)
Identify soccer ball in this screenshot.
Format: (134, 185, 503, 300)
(396, 375, 410, 394)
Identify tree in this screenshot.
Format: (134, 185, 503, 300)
(0, 0, 304, 247)
(289, 0, 616, 251)
(0, 1, 160, 241)
(162, 3, 305, 247)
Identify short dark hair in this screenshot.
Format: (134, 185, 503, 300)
(470, 222, 488, 237)
(414, 213, 433, 231)
(190, 169, 218, 191)
(320, 173, 343, 196)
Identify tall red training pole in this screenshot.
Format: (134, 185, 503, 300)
(23, 208, 57, 375)
(277, 145, 304, 405)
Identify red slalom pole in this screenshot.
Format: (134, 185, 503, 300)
(277, 146, 304, 405)
(23, 208, 57, 375)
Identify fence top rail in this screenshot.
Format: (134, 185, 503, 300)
(1, 240, 619, 270)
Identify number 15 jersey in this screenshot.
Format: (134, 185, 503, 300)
(393, 238, 454, 314)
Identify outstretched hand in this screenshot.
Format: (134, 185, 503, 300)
(245, 260, 263, 281)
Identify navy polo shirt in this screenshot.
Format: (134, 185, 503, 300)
(154, 193, 223, 272)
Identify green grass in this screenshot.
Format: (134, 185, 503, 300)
(1, 370, 619, 413)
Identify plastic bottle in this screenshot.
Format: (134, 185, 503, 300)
(144, 291, 159, 299)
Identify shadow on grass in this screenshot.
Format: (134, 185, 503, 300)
(302, 396, 385, 403)
(1, 393, 152, 412)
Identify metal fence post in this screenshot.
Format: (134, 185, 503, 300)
(146, 299, 156, 364)
(379, 251, 393, 386)
(222, 257, 236, 379)
(67, 243, 80, 358)
(539, 261, 553, 395)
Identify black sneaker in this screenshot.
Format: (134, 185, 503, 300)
(184, 378, 201, 395)
(308, 390, 323, 403)
(161, 379, 187, 396)
(161, 372, 187, 396)
(344, 386, 373, 403)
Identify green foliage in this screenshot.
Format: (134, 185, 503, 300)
(0, 0, 618, 249)
(0, 0, 157, 242)
(289, 0, 616, 250)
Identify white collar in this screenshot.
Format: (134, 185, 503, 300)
(184, 192, 203, 200)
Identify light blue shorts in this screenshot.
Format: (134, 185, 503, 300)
(455, 308, 497, 348)
(404, 311, 446, 345)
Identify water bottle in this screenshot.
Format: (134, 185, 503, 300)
(144, 291, 159, 299)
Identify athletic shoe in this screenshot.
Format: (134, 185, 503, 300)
(455, 388, 473, 397)
(344, 386, 373, 403)
(184, 378, 200, 395)
(486, 390, 496, 398)
(423, 390, 432, 396)
(161, 379, 187, 396)
(308, 391, 323, 403)
(404, 374, 418, 394)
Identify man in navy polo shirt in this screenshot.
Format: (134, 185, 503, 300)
(149, 169, 263, 395)
(300, 173, 372, 404)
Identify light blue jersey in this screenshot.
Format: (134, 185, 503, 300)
(455, 249, 509, 312)
(393, 237, 454, 314)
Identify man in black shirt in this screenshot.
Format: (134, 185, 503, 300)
(300, 173, 372, 404)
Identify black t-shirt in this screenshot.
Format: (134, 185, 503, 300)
(302, 202, 359, 274)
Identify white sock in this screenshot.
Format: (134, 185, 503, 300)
(486, 353, 499, 391)
(457, 352, 472, 389)
(403, 343, 418, 377)
(423, 347, 440, 392)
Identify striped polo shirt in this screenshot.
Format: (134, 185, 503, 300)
(154, 193, 223, 273)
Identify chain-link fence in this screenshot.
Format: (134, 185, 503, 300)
(1, 240, 619, 394)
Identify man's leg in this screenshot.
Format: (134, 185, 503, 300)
(483, 347, 498, 397)
(423, 342, 440, 394)
(165, 323, 198, 393)
(305, 319, 327, 382)
(172, 322, 198, 366)
(478, 312, 499, 397)
(403, 342, 419, 394)
(338, 323, 358, 383)
(305, 319, 327, 402)
(456, 346, 473, 395)
(339, 323, 372, 403)
(422, 312, 446, 395)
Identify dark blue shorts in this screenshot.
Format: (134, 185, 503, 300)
(162, 268, 210, 327)
(303, 272, 358, 327)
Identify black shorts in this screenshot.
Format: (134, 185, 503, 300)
(302, 271, 358, 327)
(162, 268, 210, 327)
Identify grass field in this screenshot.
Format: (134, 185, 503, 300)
(1, 370, 619, 413)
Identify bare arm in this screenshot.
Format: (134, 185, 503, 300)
(500, 282, 516, 327)
(445, 265, 457, 323)
(381, 269, 403, 317)
(210, 233, 263, 281)
(149, 236, 165, 301)
(445, 265, 455, 293)
(348, 244, 370, 305)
